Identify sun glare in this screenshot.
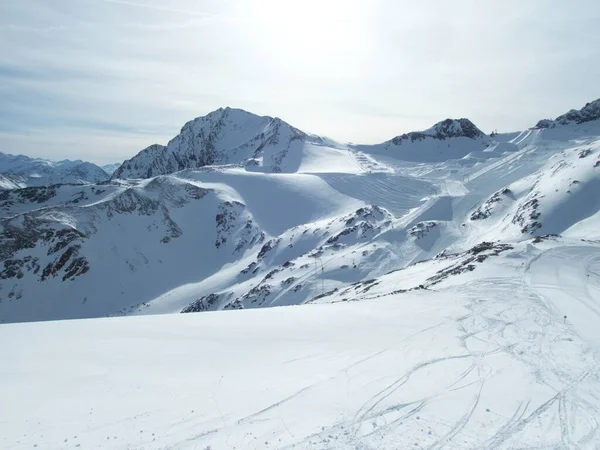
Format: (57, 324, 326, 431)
(239, 0, 366, 65)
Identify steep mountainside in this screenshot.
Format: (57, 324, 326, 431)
(112, 108, 343, 179)
(466, 139, 600, 240)
(0, 152, 109, 187)
(0, 168, 366, 322)
(0, 173, 26, 190)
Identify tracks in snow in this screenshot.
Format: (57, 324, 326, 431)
(318, 172, 436, 218)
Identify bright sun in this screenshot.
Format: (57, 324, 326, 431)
(238, 0, 366, 64)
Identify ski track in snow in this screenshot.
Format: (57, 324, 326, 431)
(318, 172, 436, 218)
(525, 245, 600, 348)
(3, 246, 600, 450)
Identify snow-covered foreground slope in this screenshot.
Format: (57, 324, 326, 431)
(0, 152, 109, 187)
(2, 236, 600, 449)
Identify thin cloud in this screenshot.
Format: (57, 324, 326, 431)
(97, 0, 223, 18)
(0, 24, 67, 33)
(0, 0, 598, 162)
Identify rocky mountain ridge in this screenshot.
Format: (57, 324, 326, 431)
(536, 98, 600, 128)
(112, 108, 323, 179)
(390, 118, 486, 145)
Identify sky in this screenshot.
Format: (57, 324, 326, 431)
(0, 0, 599, 165)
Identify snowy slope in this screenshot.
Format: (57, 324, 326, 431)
(0, 173, 26, 190)
(465, 137, 600, 242)
(0, 152, 109, 187)
(2, 236, 600, 449)
(0, 168, 371, 323)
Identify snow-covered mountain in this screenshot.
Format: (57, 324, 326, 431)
(537, 98, 600, 128)
(0, 173, 26, 190)
(101, 162, 122, 175)
(113, 113, 494, 180)
(0, 152, 109, 188)
(2, 99, 600, 323)
(112, 107, 346, 179)
(354, 118, 493, 162)
(3, 99, 600, 449)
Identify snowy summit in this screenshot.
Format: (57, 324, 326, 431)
(111, 107, 335, 179)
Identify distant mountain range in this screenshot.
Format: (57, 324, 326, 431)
(101, 163, 122, 175)
(0, 152, 110, 188)
(3, 100, 598, 190)
(111, 108, 344, 179)
(112, 109, 492, 179)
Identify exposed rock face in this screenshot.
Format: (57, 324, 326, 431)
(536, 99, 600, 128)
(0, 216, 89, 283)
(391, 118, 486, 145)
(409, 221, 438, 239)
(112, 145, 168, 179)
(179, 205, 394, 312)
(112, 108, 315, 179)
(0, 176, 229, 317)
(470, 188, 513, 221)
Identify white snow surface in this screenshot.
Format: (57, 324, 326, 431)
(2, 102, 600, 448)
(2, 237, 600, 449)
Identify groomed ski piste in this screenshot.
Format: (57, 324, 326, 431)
(2, 103, 600, 449)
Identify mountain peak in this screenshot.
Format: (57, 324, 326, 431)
(424, 118, 484, 139)
(390, 118, 485, 146)
(111, 108, 317, 179)
(536, 98, 600, 128)
(206, 106, 264, 119)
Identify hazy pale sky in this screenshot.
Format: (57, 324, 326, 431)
(1, 0, 599, 164)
